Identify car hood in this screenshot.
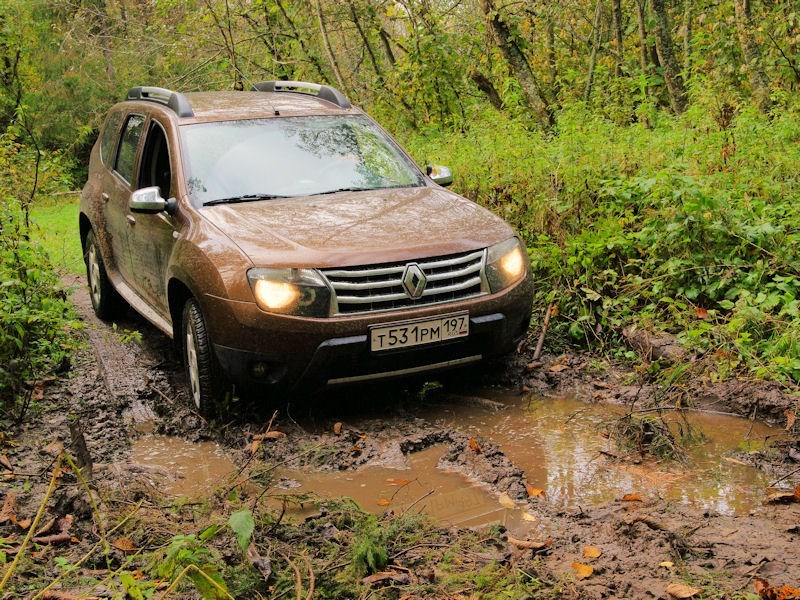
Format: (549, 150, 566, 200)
(199, 186, 514, 267)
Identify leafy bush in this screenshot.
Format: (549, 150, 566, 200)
(400, 101, 800, 382)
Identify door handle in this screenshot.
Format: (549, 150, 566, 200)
(101, 192, 110, 202)
(126, 215, 136, 226)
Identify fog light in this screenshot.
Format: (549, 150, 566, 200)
(250, 361, 269, 379)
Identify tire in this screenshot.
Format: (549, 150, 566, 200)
(84, 229, 127, 320)
(182, 298, 228, 416)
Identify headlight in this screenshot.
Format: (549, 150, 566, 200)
(486, 237, 528, 293)
(247, 268, 331, 316)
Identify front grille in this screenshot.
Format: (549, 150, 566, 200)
(322, 249, 487, 315)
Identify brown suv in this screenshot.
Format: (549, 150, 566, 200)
(80, 81, 533, 414)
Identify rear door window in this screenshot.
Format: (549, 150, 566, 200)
(100, 111, 123, 166)
(114, 114, 145, 185)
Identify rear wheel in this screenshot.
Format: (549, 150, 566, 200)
(84, 229, 127, 320)
(182, 298, 227, 416)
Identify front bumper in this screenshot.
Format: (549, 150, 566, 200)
(206, 274, 532, 397)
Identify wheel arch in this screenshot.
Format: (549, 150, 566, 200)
(168, 278, 194, 350)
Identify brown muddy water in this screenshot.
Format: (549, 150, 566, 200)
(131, 391, 782, 533)
(130, 435, 236, 498)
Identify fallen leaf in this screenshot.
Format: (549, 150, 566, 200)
(765, 491, 800, 505)
(525, 485, 546, 499)
(526, 361, 544, 371)
(0, 492, 16, 524)
(248, 439, 261, 454)
(32, 533, 72, 545)
(660, 561, 675, 568)
(333, 422, 343, 435)
(621, 493, 643, 502)
(112, 537, 137, 553)
(786, 409, 797, 432)
(498, 492, 516, 509)
(385, 478, 411, 486)
(469, 437, 482, 454)
(35, 517, 57, 537)
(666, 583, 701, 598)
(795, 484, 800, 499)
(549, 364, 570, 373)
(572, 562, 593, 579)
(262, 431, 286, 439)
(583, 546, 602, 559)
(247, 541, 272, 582)
(376, 499, 390, 506)
(0, 455, 12, 472)
(16, 518, 31, 530)
(753, 577, 800, 600)
(521, 511, 538, 522)
(507, 536, 551, 551)
(42, 441, 64, 456)
(694, 307, 709, 319)
(40, 592, 100, 600)
(362, 571, 410, 586)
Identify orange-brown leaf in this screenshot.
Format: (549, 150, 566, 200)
(753, 577, 800, 600)
(507, 536, 551, 550)
(785, 409, 796, 432)
(694, 307, 709, 319)
(621, 493, 643, 502)
(498, 492, 516, 509)
(376, 499, 390, 506)
(549, 364, 570, 373)
(525, 485, 546, 499)
(469, 438, 482, 454)
(112, 537, 137, 552)
(0, 492, 16, 524)
(385, 478, 411, 486)
(583, 546, 602, 559)
(572, 562, 593, 579)
(666, 583, 701, 598)
(333, 422, 343, 435)
(0, 454, 13, 472)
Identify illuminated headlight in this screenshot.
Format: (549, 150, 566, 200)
(486, 237, 528, 293)
(247, 268, 331, 316)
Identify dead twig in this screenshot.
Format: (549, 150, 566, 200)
(532, 304, 554, 361)
(769, 464, 800, 488)
(399, 489, 435, 518)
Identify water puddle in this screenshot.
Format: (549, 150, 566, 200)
(276, 445, 529, 531)
(130, 435, 236, 498)
(422, 390, 781, 515)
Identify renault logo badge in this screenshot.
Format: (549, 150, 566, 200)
(402, 264, 427, 299)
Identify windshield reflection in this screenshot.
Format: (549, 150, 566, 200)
(180, 115, 425, 205)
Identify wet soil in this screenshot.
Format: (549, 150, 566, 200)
(2, 276, 800, 598)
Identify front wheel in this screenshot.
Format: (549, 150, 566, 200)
(84, 229, 127, 320)
(182, 298, 228, 416)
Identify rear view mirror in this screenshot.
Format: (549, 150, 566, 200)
(426, 164, 453, 187)
(130, 186, 176, 214)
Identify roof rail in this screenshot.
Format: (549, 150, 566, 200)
(251, 81, 352, 109)
(126, 86, 194, 118)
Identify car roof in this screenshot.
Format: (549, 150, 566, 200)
(120, 82, 360, 124)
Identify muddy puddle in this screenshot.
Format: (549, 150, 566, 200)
(279, 392, 782, 532)
(130, 435, 236, 498)
(422, 391, 782, 515)
(275, 445, 533, 531)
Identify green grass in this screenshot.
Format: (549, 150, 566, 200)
(29, 192, 83, 275)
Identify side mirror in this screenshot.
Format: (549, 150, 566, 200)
(130, 186, 177, 214)
(426, 164, 453, 187)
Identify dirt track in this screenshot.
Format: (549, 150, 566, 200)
(2, 276, 800, 598)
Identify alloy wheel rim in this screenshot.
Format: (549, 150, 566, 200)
(186, 320, 201, 409)
(88, 244, 102, 307)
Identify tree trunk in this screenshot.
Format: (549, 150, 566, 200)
(346, 0, 383, 81)
(585, 0, 604, 102)
(651, 0, 688, 113)
(682, 0, 693, 80)
(733, 0, 771, 102)
(275, 0, 329, 82)
(612, 0, 624, 77)
(315, 0, 345, 89)
(479, 0, 554, 128)
(636, 0, 650, 95)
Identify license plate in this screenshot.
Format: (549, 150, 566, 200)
(370, 312, 469, 351)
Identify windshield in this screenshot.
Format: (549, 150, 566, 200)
(180, 115, 425, 205)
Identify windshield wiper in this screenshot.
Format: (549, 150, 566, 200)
(310, 187, 372, 196)
(204, 194, 289, 206)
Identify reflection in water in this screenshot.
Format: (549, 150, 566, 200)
(131, 435, 236, 498)
(277, 446, 528, 532)
(423, 391, 780, 515)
